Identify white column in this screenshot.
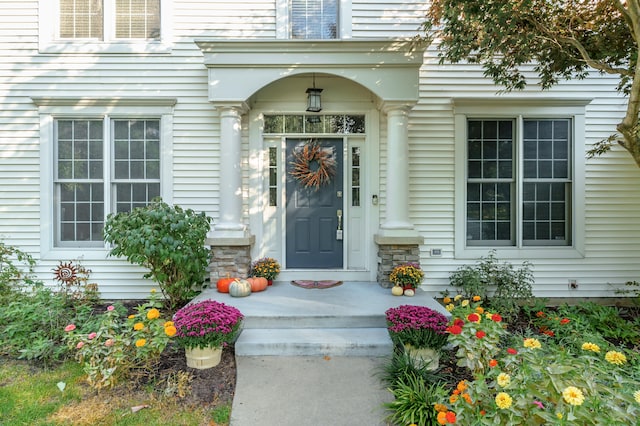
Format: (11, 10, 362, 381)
(379, 104, 419, 237)
(211, 105, 247, 238)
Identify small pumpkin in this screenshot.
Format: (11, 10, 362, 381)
(248, 276, 268, 292)
(229, 279, 252, 297)
(216, 275, 236, 293)
(403, 288, 415, 297)
(391, 285, 404, 296)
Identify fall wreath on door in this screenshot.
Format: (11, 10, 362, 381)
(289, 141, 336, 190)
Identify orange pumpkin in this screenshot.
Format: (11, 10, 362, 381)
(248, 276, 268, 292)
(216, 276, 236, 293)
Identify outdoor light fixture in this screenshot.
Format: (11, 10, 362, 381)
(306, 75, 323, 112)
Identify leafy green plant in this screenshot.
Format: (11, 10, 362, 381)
(384, 371, 449, 426)
(449, 251, 534, 318)
(0, 282, 93, 365)
(63, 291, 176, 389)
(437, 304, 640, 425)
(0, 241, 36, 302)
(103, 198, 212, 310)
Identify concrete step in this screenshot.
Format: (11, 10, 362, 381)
(242, 314, 384, 329)
(235, 327, 393, 357)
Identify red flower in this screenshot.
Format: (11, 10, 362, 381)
(476, 330, 486, 339)
(560, 318, 570, 325)
(491, 313, 502, 322)
(536, 311, 546, 318)
(507, 348, 518, 355)
(447, 325, 463, 335)
(467, 313, 480, 322)
(453, 318, 465, 327)
(445, 411, 457, 423)
(543, 330, 555, 337)
(489, 359, 498, 367)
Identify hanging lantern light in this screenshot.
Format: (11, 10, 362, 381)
(306, 74, 323, 112)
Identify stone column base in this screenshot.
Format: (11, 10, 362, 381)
(206, 236, 255, 285)
(374, 235, 424, 288)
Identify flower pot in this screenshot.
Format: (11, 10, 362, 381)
(185, 346, 222, 369)
(267, 279, 273, 286)
(404, 344, 440, 371)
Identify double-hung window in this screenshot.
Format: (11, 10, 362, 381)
(40, 0, 170, 53)
(59, 0, 160, 40)
(455, 102, 586, 256)
(54, 118, 161, 247)
(290, 0, 338, 39)
(467, 118, 571, 246)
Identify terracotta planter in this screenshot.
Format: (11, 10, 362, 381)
(185, 346, 222, 369)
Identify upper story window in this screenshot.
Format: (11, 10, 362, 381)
(291, 0, 338, 39)
(40, 0, 171, 53)
(59, 0, 160, 40)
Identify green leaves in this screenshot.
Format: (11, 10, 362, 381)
(426, 0, 640, 167)
(103, 198, 212, 310)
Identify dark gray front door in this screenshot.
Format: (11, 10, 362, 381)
(286, 138, 343, 268)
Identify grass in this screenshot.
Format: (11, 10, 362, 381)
(0, 359, 230, 426)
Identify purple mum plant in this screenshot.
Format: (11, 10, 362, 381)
(173, 300, 244, 350)
(385, 304, 449, 350)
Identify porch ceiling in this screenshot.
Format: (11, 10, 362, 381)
(195, 39, 426, 104)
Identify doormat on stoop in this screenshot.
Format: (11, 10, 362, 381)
(290, 280, 343, 289)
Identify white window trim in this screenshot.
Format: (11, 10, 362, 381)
(34, 97, 175, 260)
(453, 99, 589, 260)
(276, 0, 352, 39)
(39, 0, 173, 54)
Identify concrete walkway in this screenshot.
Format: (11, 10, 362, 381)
(230, 355, 393, 426)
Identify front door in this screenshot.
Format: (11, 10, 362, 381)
(285, 138, 343, 268)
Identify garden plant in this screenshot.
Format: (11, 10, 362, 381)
(103, 198, 212, 310)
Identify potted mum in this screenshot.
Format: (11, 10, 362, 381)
(250, 257, 281, 285)
(389, 262, 424, 296)
(173, 300, 244, 369)
(385, 304, 449, 370)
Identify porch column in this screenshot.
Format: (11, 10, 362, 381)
(379, 103, 420, 237)
(211, 104, 248, 238)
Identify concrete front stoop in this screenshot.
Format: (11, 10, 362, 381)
(194, 281, 450, 357)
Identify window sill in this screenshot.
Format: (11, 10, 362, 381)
(39, 41, 172, 55)
(455, 246, 585, 260)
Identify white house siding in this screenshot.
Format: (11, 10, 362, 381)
(0, 0, 638, 299)
(414, 43, 640, 298)
(351, 0, 426, 38)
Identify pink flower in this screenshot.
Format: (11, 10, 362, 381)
(88, 332, 97, 340)
(104, 339, 115, 347)
(64, 324, 76, 332)
(533, 401, 545, 409)
(76, 341, 84, 349)
(107, 305, 115, 311)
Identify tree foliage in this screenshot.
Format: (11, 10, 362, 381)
(103, 198, 212, 310)
(424, 0, 640, 166)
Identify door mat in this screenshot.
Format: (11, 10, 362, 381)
(290, 280, 343, 289)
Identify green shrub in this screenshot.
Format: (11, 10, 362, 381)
(449, 251, 534, 318)
(103, 198, 212, 310)
(0, 283, 91, 365)
(0, 241, 36, 303)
